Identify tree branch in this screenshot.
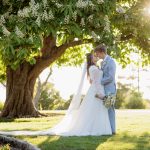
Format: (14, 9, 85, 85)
(43, 67, 52, 86)
(29, 39, 92, 80)
(120, 33, 134, 41)
(57, 40, 83, 51)
(50, 38, 92, 59)
(1, 82, 6, 87)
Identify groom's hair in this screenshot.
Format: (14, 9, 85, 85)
(94, 44, 107, 54)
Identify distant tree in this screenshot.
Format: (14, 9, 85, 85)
(38, 82, 63, 110)
(116, 82, 146, 109)
(115, 83, 130, 109)
(33, 67, 52, 109)
(124, 91, 146, 109)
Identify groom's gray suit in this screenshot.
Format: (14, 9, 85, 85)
(101, 55, 116, 133)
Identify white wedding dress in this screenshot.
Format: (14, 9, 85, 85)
(0, 65, 112, 136)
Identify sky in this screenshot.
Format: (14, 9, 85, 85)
(0, 61, 150, 102)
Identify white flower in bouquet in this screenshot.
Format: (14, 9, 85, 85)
(103, 93, 116, 108)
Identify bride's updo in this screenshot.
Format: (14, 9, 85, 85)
(86, 52, 95, 77)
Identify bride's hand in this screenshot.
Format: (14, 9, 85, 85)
(95, 94, 104, 100)
(90, 79, 92, 84)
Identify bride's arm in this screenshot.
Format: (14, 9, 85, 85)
(90, 67, 105, 99)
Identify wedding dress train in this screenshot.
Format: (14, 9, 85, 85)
(0, 65, 112, 136)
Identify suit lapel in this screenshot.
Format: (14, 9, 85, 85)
(101, 56, 110, 70)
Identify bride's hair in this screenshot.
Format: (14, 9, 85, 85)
(86, 52, 95, 77)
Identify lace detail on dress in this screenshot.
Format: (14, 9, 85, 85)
(89, 65, 105, 97)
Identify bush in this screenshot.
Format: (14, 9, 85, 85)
(144, 100, 150, 109)
(124, 91, 146, 109)
(0, 102, 4, 111)
(38, 83, 71, 110)
(115, 84, 130, 109)
(116, 83, 147, 109)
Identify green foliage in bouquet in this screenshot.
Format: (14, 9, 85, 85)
(103, 93, 116, 108)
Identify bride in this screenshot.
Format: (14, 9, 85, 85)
(0, 53, 112, 136)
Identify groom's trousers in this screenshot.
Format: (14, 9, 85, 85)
(108, 106, 116, 133)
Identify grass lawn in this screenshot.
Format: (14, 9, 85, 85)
(0, 110, 150, 150)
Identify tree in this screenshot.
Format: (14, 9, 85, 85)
(38, 82, 64, 110)
(116, 82, 146, 109)
(0, 0, 116, 118)
(0, 0, 150, 117)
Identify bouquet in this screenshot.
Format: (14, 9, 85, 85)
(103, 93, 116, 108)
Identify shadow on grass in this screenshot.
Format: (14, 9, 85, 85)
(114, 132, 150, 150)
(1, 129, 43, 132)
(36, 132, 150, 150)
(0, 118, 35, 123)
(36, 135, 111, 150)
(0, 118, 15, 122)
(0, 117, 51, 123)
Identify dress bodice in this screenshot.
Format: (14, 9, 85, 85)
(89, 65, 105, 96)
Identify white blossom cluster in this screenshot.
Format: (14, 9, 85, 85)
(2, 0, 10, 5)
(64, 15, 69, 24)
(97, 0, 104, 4)
(88, 15, 93, 23)
(29, 36, 33, 42)
(3, 12, 10, 19)
(29, 0, 35, 6)
(29, 0, 39, 17)
(0, 15, 11, 37)
(42, 0, 47, 8)
(115, 34, 121, 42)
(49, 10, 54, 20)
(51, 0, 56, 2)
(104, 15, 110, 32)
(80, 18, 85, 27)
(42, 10, 54, 21)
(88, 1, 95, 10)
(42, 10, 49, 21)
(91, 31, 98, 42)
(0, 15, 6, 24)
(72, 11, 77, 21)
(76, 0, 89, 8)
(55, 2, 63, 8)
(116, 6, 126, 14)
(15, 26, 24, 38)
(2, 25, 10, 36)
(95, 23, 100, 28)
(18, 8, 30, 18)
(35, 16, 41, 26)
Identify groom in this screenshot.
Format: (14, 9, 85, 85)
(94, 44, 117, 134)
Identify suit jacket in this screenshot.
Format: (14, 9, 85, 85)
(101, 55, 116, 95)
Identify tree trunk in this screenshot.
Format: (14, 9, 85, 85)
(0, 135, 40, 150)
(1, 63, 39, 118)
(0, 36, 83, 118)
